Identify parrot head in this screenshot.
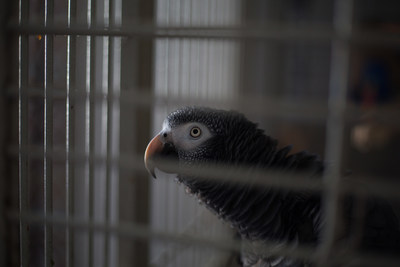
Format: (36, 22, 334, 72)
(144, 106, 265, 179)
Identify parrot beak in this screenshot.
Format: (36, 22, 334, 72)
(144, 135, 163, 178)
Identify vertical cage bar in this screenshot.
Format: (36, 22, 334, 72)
(104, 0, 114, 265)
(66, 0, 77, 266)
(18, 0, 29, 266)
(87, 0, 96, 266)
(0, 0, 6, 265)
(318, 0, 353, 265)
(108, 0, 121, 264)
(44, 0, 54, 266)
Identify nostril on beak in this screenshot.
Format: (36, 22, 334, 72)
(162, 143, 176, 156)
(163, 133, 168, 138)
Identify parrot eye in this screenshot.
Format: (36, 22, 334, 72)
(190, 127, 202, 138)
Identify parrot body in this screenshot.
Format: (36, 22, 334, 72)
(144, 106, 400, 267)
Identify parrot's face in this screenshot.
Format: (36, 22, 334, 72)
(144, 120, 214, 177)
(144, 106, 254, 178)
(159, 120, 213, 153)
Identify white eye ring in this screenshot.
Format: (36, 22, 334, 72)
(190, 127, 202, 138)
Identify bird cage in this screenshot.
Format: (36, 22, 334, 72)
(1, 0, 400, 266)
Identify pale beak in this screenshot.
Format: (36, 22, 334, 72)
(144, 135, 164, 178)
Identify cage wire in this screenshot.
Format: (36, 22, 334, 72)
(2, 0, 400, 266)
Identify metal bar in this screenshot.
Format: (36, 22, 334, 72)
(107, 0, 121, 264)
(6, 85, 400, 128)
(7, 23, 400, 46)
(0, 0, 7, 265)
(8, 144, 400, 199)
(44, 0, 54, 266)
(317, 0, 353, 265)
(104, 41, 112, 267)
(104, 0, 114, 266)
(66, 0, 77, 266)
(9, 211, 400, 267)
(11, 211, 315, 263)
(87, 0, 96, 266)
(18, 0, 29, 266)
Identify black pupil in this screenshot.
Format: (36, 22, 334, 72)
(192, 128, 199, 135)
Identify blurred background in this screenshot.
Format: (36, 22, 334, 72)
(1, 0, 400, 266)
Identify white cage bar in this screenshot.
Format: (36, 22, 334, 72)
(87, 1, 96, 266)
(44, 0, 55, 266)
(104, 0, 114, 265)
(18, 0, 30, 266)
(65, 0, 77, 267)
(66, 0, 77, 264)
(317, 0, 353, 265)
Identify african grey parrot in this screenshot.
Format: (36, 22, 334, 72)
(144, 106, 400, 267)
